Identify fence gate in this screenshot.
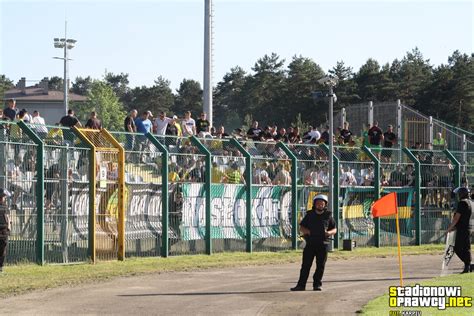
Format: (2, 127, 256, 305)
(74, 128, 125, 262)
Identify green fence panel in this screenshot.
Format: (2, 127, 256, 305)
(109, 131, 165, 259)
(1, 121, 37, 264)
(240, 140, 293, 252)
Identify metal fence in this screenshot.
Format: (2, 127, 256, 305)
(2, 123, 473, 265)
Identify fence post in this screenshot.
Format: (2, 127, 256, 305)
(341, 107, 346, 129)
(190, 136, 212, 255)
(18, 121, 45, 265)
(403, 148, 421, 245)
(362, 146, 381, 247)
(444, 149, 461, 189)
(101, 129, 126, 261)
(368, 101, 374, 126)
(276, 142, 298, 250)
(429, 116, 434, 145)
(72, 127, 97, 263)
(146, 133, 169, 257)
(229, 139, 253, 253)
(320, 144, 340, 249)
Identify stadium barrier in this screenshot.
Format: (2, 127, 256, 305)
(2, 125, 471, 265)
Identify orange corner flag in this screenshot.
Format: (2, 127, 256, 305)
(372, 192, 398, 218)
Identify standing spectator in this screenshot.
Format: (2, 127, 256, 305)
(135, 111, 152, 134)
(362, 123, 371, 148)
(31, 111, 48, 139)
(59, 109, 82, 128)
(318, 126, 330, 145)
(274, 128, 288, 143)
(85, 111, 102, 129)
(155, 111, 173, 136)
(247, 121, 263, 141)
(21, 109, 32, 123)
(124, 109, 137, 155)
(368, 121, 384, 158)
(0, 188, 12, 273)
(196, 112, 210, 134)
(173, 115, 183, 136)
(382, 125, 397, 162)
(433, 132, 447, 150)
(339, 121, 353, 144)
(182, 111, 196, 136)
(3, 99, 18, 121)
(261, 126, 275, 142)
(273, 165, 292, 185)
(214, 125, 229, 138)
(304, 126, 321, 144)
(288, 127, 302, 144)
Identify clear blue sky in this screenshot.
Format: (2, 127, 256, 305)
(1, 0, 472, 91)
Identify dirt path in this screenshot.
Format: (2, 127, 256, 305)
(1, 254, 462, 315)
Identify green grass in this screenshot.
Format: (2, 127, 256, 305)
(0, 245, 444, 298)
(362, 272, 474, 315)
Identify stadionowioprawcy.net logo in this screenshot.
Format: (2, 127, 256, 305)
(389, 284, 472, 311)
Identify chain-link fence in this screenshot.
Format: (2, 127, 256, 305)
(240, 140, 293, 252)
(411, 149, 454, 244)
(198, 137, 247, 253)
(335, 145, 377, 247)
(1, 121, 37, 264)
(110, 131, 164, 258)
(380, 148, 416, 246)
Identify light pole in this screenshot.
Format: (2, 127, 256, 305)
(54, 22, 76, 115)
(316, 75, 338, 247)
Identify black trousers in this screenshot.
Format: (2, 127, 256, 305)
(0, 235, 8, 269)
(297, 243, 328, 288)
(454, 230, 471, 266)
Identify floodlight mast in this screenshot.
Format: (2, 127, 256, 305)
(318, 75, 338, 248)
(53, 22, 76, 116)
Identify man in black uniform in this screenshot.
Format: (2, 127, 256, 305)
(291, 194, 337, 291)
(447, 187, 473, 273)
(0, 188, 12, 273)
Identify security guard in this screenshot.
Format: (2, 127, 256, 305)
(291, 194, 337, 291)
(447, 187, 473, 273)
(0, 188, 12, 273)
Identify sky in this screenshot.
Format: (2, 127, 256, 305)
(1, 0, 473, 91)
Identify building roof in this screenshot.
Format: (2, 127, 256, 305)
(3, 87, 87, 102)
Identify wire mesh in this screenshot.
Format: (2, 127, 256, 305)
(157, 135, 207, 256)
(451, 150, 474, 188)
(240, 140, 293, 252)
(379, 148, 417, 246)
(198, 137, 247, 253)
(335, 145, 377, 247)
(412, 149, 454, 244)
(110, 131, 163, 258)
(0, 121, 37, 264)
(285, 144, 330, 249)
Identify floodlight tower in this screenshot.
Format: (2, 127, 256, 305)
(203, 0, 213, 126)
(54, 21, 76, 115)
(317, 75, 339, 248)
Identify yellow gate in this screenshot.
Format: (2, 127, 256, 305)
(74, 128, 125, 262)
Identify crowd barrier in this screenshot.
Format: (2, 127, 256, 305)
(1, 122, 472, 265)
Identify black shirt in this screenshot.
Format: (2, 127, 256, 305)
(124, 116, 136, 132)
(340, 129, 353, 143)
(195, 119, 210, 133)
(300, 209, 336, 245)
(455, 199, 472, 231)
(368, 126, 383, 145)
(60, 115, 79, 128)
(320, 131, 329, 145)
(247, 127, 263, 141)
(383, 132, 397, 148)
(3, 107, 18, 121)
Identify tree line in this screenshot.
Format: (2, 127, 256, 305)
(1, 48, 473, 132)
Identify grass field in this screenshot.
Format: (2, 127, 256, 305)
(362, 272, 474, 315)
(0, 245, 444, 298)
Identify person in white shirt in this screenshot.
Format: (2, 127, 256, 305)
(181, 111, 196, 136)
(304, 126, 321, 144)
(154, 111, 173, 135)
(31, 111, 48, 138)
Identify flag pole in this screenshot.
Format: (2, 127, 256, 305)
(395, 211, 403, 286)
